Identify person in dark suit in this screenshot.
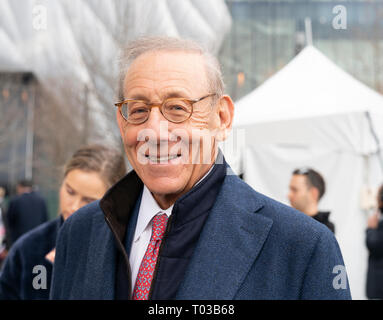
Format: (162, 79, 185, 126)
(0, 186, 8, 266)
(6, 180, 48, 246)
(366, 184, 383, 299)
(288, 167, 335, 233)
(50, 36, 351, 300)
(0, 145, 126, 299)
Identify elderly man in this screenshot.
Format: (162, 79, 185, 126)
(50, 37, 351, 300)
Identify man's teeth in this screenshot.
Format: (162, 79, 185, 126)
(146, 154, 179, 161)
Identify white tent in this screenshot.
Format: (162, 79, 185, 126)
(224, 46, 383, 299)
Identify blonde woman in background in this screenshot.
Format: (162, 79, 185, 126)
(0, 145, 126, 300)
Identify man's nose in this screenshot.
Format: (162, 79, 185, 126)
(146, 105, 163, 123)
(144, 106, 170, 141)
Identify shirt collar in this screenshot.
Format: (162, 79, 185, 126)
(134, 186, 173, 242)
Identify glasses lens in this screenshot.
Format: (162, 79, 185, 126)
(120, 103, 129, 120)
(122, 101, 149, 123)
(163, 99, 192, 123)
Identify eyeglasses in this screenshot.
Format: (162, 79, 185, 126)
(114, 93, 217, 124)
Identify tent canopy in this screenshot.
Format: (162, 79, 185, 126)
(234, 45, 383, 125)
(231, 46, 383, 155)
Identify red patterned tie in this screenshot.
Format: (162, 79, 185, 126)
(132, 213, 168, 300)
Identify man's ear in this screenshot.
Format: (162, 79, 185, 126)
(215, 95, 234, 142)
(310, 187, 320, 203)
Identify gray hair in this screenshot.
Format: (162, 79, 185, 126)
(117, 36, 225, 102)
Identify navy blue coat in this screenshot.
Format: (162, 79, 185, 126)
(0, 217, 62, 300)
(50, 170, 351, 300)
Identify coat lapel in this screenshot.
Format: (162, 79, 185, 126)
(82, 212, 117, 299)
(176, 176, 273, 300)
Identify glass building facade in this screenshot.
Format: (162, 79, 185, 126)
(219, 0, 383, 102)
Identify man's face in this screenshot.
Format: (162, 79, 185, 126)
(288, 174, 313, 212)
(16, 185, 30, 195)
(117, 50, 233, 208)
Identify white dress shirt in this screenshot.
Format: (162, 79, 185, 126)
(129, 186, 173, 293)
(129, 165, 215, 293)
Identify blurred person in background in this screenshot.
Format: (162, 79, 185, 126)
(6, 180, 48, 247)
(366, 184, 383, 300)
(288, 167, 335, 233)
(0, 144, 126, 300)
(0, 186, 7, 267)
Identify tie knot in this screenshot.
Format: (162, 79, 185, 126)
(151, 214, 168, 241)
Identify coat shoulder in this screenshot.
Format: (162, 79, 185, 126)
(221, 173, 335, 243)
(219, 174, 351, 299)
(62, 201, 104, 230)
(57, 200, 107, 253)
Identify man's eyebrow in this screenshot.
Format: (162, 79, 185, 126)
(125, 94, 149, 101)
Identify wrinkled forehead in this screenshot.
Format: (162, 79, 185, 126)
(123, 50, 209, 98)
